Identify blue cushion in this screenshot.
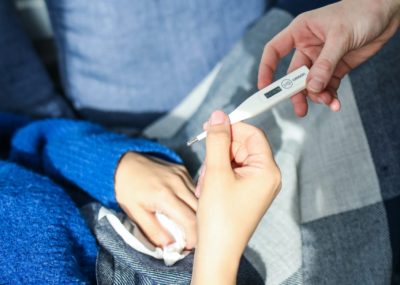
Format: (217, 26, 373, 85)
(45, 0, 268, 129)
(0, 1, 72, 119)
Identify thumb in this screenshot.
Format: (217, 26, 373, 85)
(307, 34, 347, 93)
(205, 110, 232, 175)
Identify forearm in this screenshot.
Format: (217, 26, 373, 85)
(191, 245, 240, 285)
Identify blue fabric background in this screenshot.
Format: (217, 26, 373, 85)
(0, 1, 72, 119)
(45, 0, 268, 129)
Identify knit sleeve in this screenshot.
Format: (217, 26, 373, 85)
(8, 118, 182, 208)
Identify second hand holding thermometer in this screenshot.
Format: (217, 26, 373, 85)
(187, 65, 309, 146)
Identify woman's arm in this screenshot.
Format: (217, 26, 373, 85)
(191, 111, 281, 284)
(8, 116, 197, 248)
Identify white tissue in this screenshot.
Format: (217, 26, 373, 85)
(98, 207, 189, 266)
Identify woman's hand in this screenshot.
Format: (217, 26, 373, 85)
(259, 0, 400, 117)
(115, 152, 198, 249)
(192, 111, 281, 285)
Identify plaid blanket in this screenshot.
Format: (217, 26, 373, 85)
(157, 8, 400, 284)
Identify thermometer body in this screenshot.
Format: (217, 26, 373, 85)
(187, 65, 309, 146)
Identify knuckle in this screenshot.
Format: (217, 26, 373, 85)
(293, 10, 311, 25)
(294, 12, 306, 24)
(263, 43, 271, 53)
(315, 58, 334, 73)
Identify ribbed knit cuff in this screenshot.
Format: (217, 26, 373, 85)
(10, 119, 182, 208)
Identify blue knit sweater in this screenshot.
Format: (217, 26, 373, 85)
(0, 113, 181, 283)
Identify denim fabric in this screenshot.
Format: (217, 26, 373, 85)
(0, 0, 73, 118)
(45, 0, 268, 129)
(82, 203, 264, 285)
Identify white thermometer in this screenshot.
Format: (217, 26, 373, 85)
(187, 65, 309, 146)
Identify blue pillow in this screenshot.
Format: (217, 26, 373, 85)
(0, 1, 72, 119)
(45, 0, 268, 129)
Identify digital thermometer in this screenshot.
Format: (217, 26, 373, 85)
(187, 65, 309, 146)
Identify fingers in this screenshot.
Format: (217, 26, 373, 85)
(157, 195, 197, 249)
(308, 73, 342, 111)
(170, 165, 198, 211)
(258, 26, 295, 89)
(134, 209, 174, 248)
(195, 164, 206, 198)
(288, 49, 312, 116)
(175, 177, 198, 212)
(290, 93, 308, 117)
(204, 110, 233, 176)
(231, 123, 274, 166)
(307, 33, 347, 94)
(288, 44, 345, 114)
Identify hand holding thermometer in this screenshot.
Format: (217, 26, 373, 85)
(187, 65, 309, 146)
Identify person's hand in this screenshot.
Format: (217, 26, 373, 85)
(191, 111, 281, 285)
(259, 0, 400, 117)
(115, 152, 198, 249)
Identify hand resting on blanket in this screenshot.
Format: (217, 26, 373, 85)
(115, 152, 198, 249)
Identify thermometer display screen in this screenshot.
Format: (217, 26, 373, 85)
(264, 86, 282, 98)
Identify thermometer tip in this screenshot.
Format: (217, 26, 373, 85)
(186, 137, 199, 147)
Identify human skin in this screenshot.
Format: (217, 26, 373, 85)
(259, 0, 400, 117)
(115, 152, 198, 249)
(191, 111, 281, 285)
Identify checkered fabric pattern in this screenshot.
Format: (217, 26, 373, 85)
(159, 8, 400, 284)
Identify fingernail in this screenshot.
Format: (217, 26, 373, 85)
(199, 164, 206, 177)
(195, 165, 205, 198)
(320, 93, 331, 105)
(330, 99, 341, 112)
(195, 187, 200, 198)
(209, 110, 226, 125)
(308, 77, 324, 93)
(202, 121, 209, 130)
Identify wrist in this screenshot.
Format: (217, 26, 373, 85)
(192, 245, 240, 285)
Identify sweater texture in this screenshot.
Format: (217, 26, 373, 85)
(0, 112, 181, 283)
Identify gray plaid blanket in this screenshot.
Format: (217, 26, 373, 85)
(154, 8, 400, 285)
